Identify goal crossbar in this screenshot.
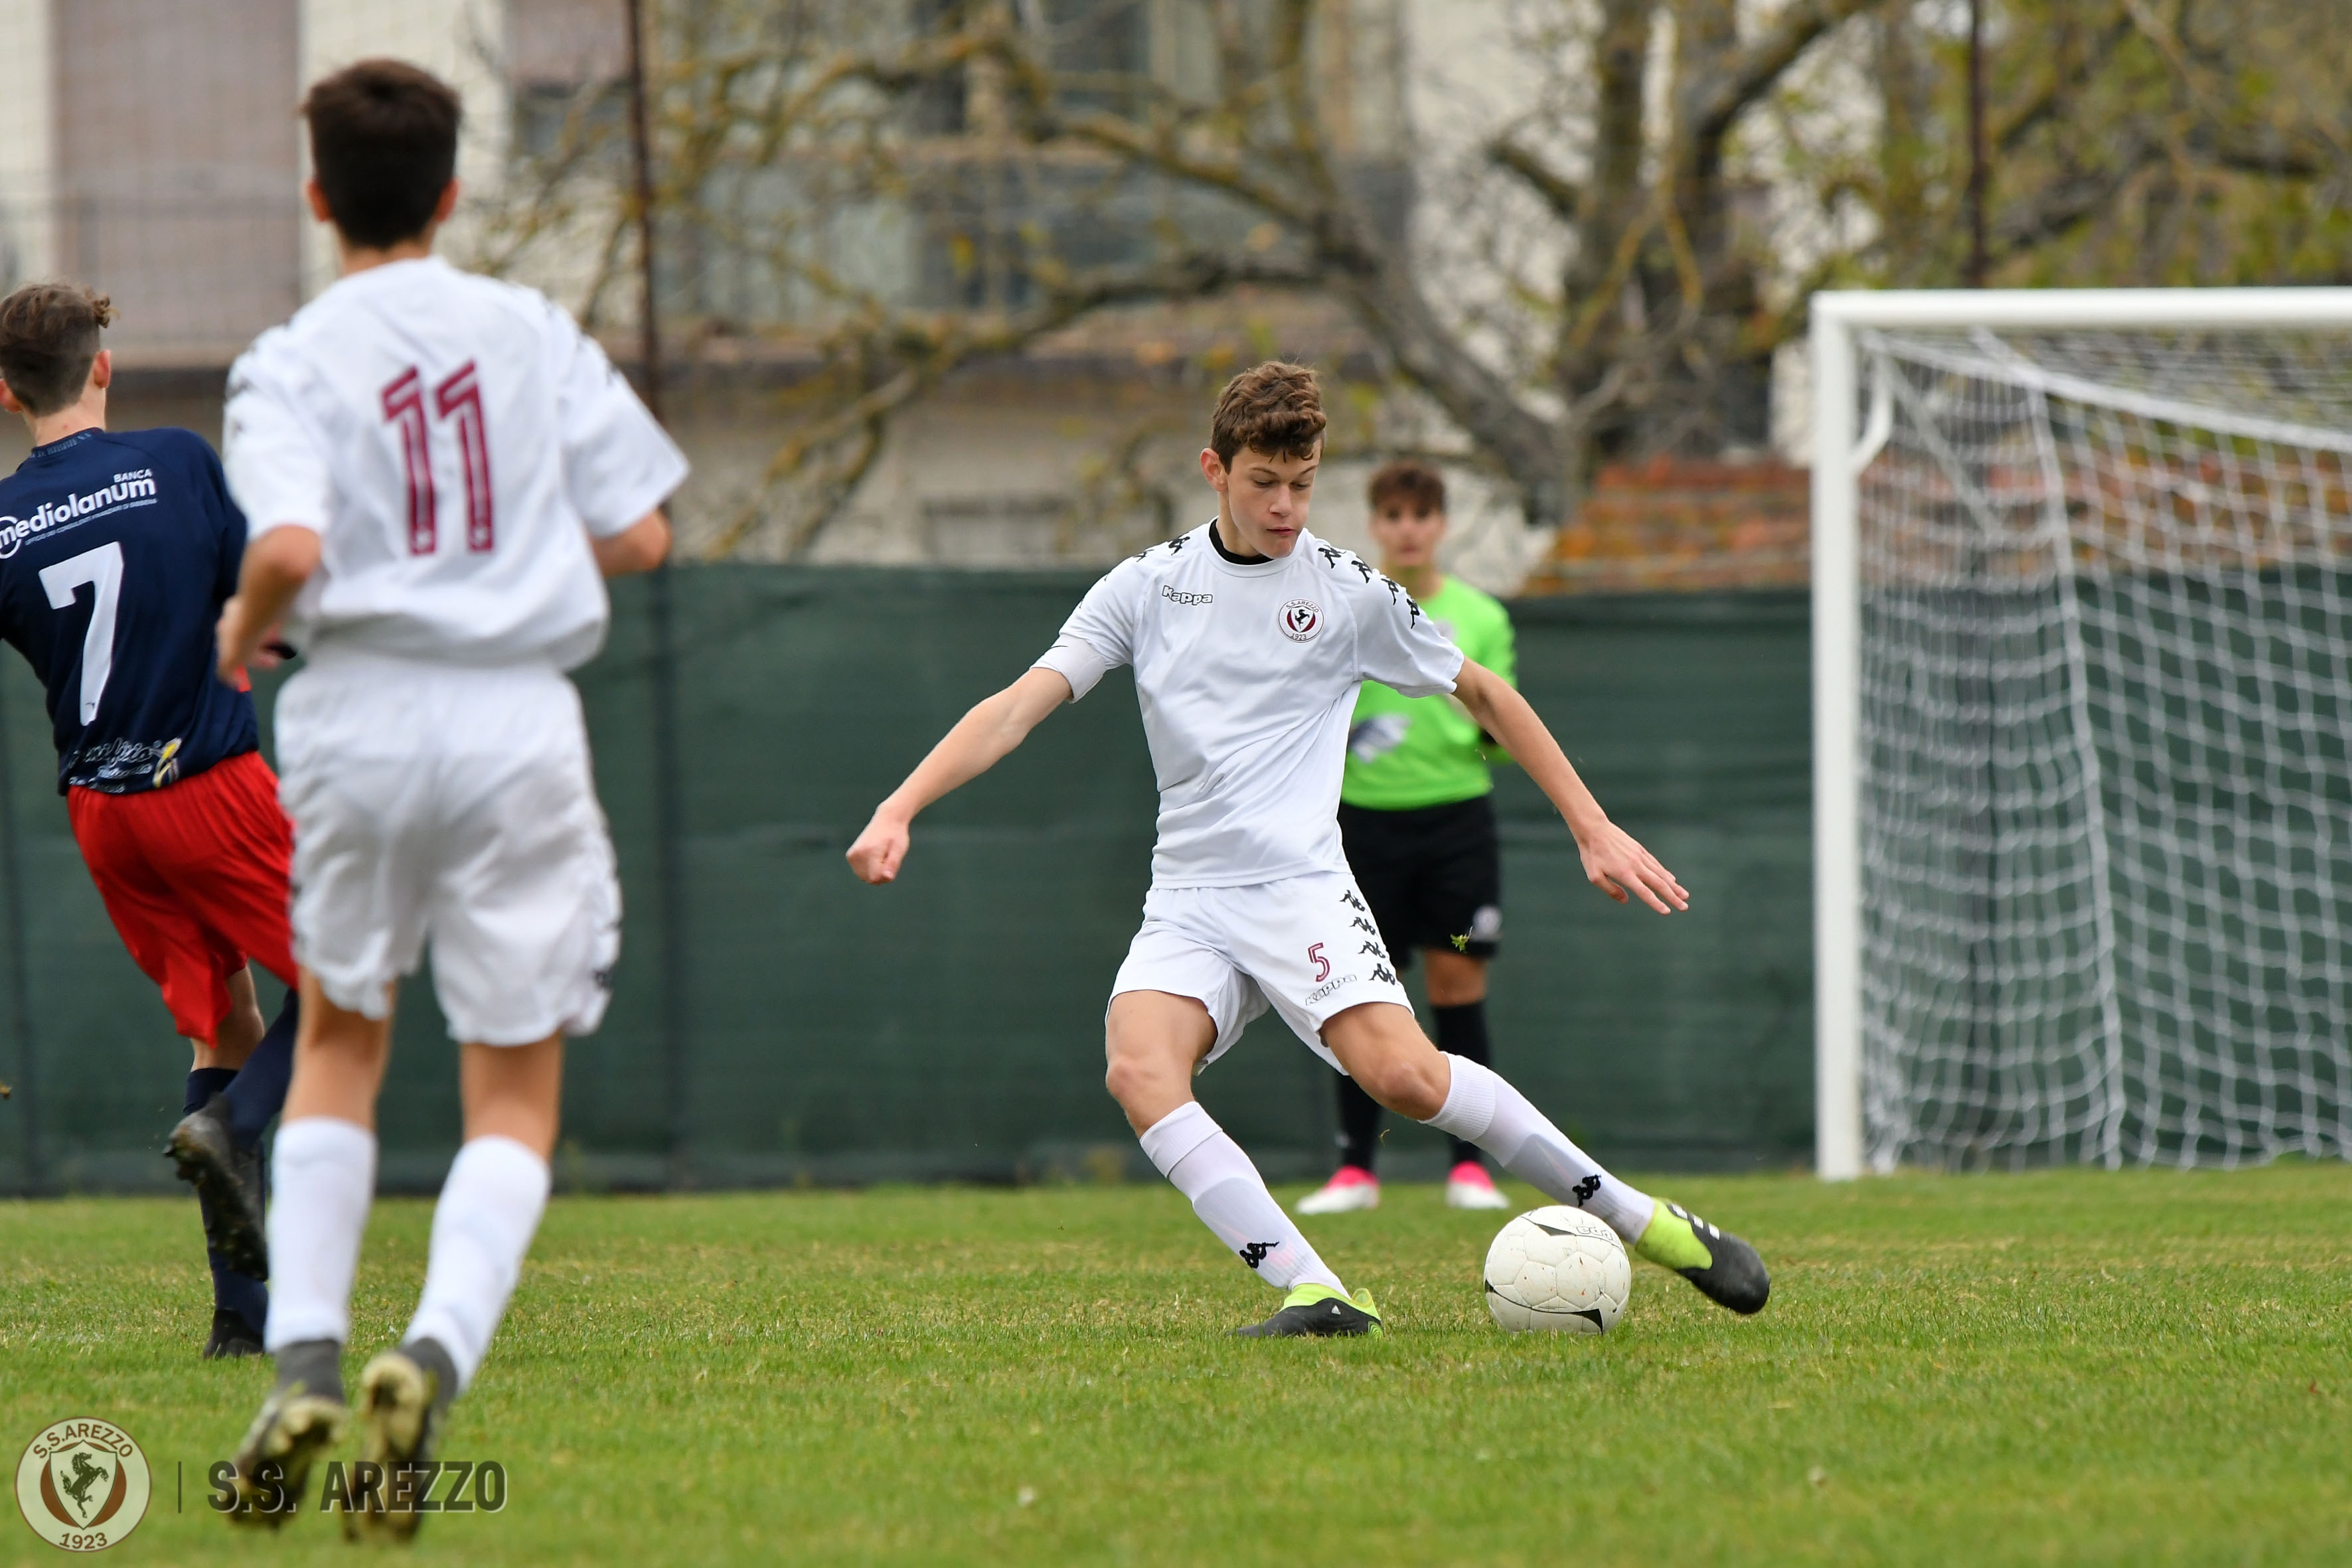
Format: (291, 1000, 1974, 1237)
(1811, 288, 2352, 1180)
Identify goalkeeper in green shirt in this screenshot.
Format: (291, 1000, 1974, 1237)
(1297, 460, 1518, 1214)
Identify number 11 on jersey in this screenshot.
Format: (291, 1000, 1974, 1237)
(382, 360, 495, 556)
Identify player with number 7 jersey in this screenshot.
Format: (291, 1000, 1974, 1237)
(0, 281, 301, 1360)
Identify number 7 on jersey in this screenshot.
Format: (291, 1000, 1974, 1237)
(40, 542, 123, 724)
(382, 361, 494, 556)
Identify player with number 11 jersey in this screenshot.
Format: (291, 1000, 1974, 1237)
(214, 60, 684, 1539)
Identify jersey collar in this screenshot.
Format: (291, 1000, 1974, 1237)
(28, 428, 102, 461)
(1202, 517, 1294, 576)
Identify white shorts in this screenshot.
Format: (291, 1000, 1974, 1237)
(1111, 870, 1414, 1071)
(275, 653, 621, 1046)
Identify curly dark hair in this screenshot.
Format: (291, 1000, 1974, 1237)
(0, 284, 115, 416)
(1209, 361, 1326, 467)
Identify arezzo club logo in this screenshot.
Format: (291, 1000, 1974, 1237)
(16, 1417, 151, 1551)
(1278, 599, 1322, 642)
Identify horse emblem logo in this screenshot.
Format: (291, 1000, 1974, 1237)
(16, 1417, 151, 1549)
(1278, 598, 1322, 642)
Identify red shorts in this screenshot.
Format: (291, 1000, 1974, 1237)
(68, 749, 297, 1044)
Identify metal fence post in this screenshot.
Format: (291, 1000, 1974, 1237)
(627, 0, 692, 1188)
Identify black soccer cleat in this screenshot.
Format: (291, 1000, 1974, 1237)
(349, 1339, 457, 1541)
(1232, 1285, 1384, 1338)
(227, 1340, 347, 1528)
(204, 1306, 266, 1360)
(167, 1093, 268, 1278)
(1634, 1200, 1770, 1315)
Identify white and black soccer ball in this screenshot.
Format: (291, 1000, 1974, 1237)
(1482, 1206, 1632, 1334)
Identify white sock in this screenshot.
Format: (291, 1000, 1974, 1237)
(1421, 1055, 1658, 1243)
(264, 1117, 377, 1352)
(403, 1135, 552, 1393)
(1139, 1103, 1346, 1294)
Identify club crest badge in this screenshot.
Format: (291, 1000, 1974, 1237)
(17, 1417, 151, 1550)
(1278, 598, 1322, 642)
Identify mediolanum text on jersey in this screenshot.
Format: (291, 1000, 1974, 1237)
(0, 473, 159, 558)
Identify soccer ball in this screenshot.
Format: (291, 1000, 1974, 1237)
(1482, 1206, 1632, 1334)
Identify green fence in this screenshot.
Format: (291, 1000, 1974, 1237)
(0, 570, 1812, 1194)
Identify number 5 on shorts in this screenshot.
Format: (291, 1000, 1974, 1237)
(1308, 942, 1330, 982)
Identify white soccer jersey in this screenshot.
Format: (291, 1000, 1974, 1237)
(223, 257, 687, 670)
(1036, 521, 1464, 888)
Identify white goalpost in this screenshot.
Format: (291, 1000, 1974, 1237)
(1812, 289, 2352, 1179)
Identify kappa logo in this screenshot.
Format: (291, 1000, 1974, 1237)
(1348, 556, 1375, 583)
(1339, 890, 1368, 912)
(1316, 544, 1344, 570)
(16, 1416, 151, 1551)
(1348, 916, 1379, 936)
(1379, 577, 1424, 625)
(1305, 973, 1360, 1004)
(1237, 1241, 1278, 1270)
(1358, 940, 1385, 959)
(1369, 964, 1397, 984)
(1160, 584, 1214, 607)
(1278, 598, 1322, 642)
(1572, 1174, 1603, 1204)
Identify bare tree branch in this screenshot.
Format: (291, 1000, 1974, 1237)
(1688, 0, 1889, 147)
(1487, 137, 1581, 224)
(709, 247, 1328, 556)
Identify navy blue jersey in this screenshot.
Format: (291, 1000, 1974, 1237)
(0, 427, 258, 794)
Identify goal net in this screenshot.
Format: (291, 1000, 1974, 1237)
(1814, 294, 2352, 1174)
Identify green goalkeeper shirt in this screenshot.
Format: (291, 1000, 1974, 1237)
(1342, 574, 1517, 810)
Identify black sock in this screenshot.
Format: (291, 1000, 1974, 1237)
(185, 1065, 238, 1117)
(224, 990, 298, 1148)
(1332, 1071, 1385, 1176)
(185, 1066, 266, 1327)
(1433, 1002, 1493, 1170)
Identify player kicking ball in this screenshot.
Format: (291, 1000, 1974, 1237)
(212, 61, 684, 1535)
(0, 283, 300, 1358)
(850, 362, 1768, 1336)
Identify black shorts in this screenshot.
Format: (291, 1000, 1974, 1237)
(1336, 795, 1502, 969)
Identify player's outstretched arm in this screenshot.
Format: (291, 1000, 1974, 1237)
(1451, 659, 1689, 915)
(216, 526, 321, 683)
(846, 666, 1073, 885)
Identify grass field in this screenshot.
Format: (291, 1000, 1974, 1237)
(5, 1164, 2348, 1566)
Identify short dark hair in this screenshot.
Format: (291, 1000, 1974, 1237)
(1368, 459, 1446, 516)
(1210, 361, 1326, 467)
(0, 284, 114, 416)
(302, 59, 463, 249)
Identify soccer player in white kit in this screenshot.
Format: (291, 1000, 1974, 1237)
(848, 362, 1769, 1336)
(211, 62, 685, 1533)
